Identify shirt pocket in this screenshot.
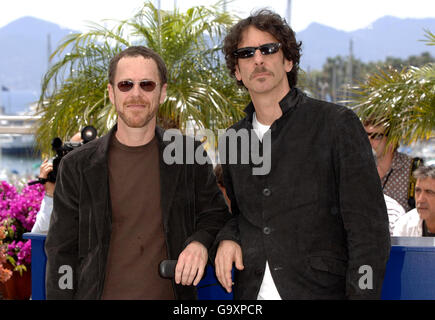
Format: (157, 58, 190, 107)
(305, 254, 347, 291)
(309, 255, 347, 276)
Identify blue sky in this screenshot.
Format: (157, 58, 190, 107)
(1, 0, 434, 32)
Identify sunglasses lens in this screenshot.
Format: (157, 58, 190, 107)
(117, 81, 134, 92)
(139, 80, 157, 92)
(234, 43, 281, 59)
(375, 134, 384, 140)
(259, 43, 280, 55)
(117, 80, 157, 92)
(234, 48, 255, 58)
(367, 132, 385, 140)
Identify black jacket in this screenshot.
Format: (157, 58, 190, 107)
(216, 88, 391, 299)
(45, 125, 229, 299)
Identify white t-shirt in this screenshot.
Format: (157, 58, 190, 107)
(252, 112, 271, 142)
(252, 112, 282, 300)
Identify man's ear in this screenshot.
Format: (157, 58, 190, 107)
(235, 64, 242, 81)
(285, 59, 293, 73)
(108, 83, 115, 105)
(159, 83, 167, 104)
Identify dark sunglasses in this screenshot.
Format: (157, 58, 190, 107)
(367, 132, 385, 140)
(117, 80, 157, 92)
(233, 43, 282, 59)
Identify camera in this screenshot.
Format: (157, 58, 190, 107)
(29, 126, 98, 186)
(46, 126, 98, 183)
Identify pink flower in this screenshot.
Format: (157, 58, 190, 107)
(0, 180, 44, 267)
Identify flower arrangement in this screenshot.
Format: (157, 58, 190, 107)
(0, 180, 44, 276)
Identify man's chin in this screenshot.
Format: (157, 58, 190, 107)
(127, 119, 154, 128)
(417, 209, 430, 220)
(119, 112, 157, 129)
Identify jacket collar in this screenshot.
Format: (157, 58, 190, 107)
(243, 87, 302, 124)
(86, 124, 175, 166)
(84, 124, 181, 241)
(156, 126, 182, 232)
(83, 127, 114, 245)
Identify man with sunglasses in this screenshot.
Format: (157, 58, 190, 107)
(363, 118, 420, 212)
(45, 46, 229, 299)
(214, 9, 390, 299)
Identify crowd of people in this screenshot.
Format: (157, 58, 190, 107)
(28, 8, 434, 301)
(363, 118, 432, 237)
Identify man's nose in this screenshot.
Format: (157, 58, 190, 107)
(253, 49, 265, 64)
(130, 83, 143, 96)
(416, 192, 426, 204)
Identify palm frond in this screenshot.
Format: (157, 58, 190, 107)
(350, 60, 435, 147)
(36, 1, 247, 154)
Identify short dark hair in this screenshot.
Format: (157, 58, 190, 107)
(223, 9, 302, 88)
(108, 46, 168, 85)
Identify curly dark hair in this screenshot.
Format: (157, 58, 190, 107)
(223, 9, 302, 88)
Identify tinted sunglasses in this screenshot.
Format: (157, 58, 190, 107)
(233, 43, 282, 59)
(117, 80, 157, 92)
(367, 132, 385, 140)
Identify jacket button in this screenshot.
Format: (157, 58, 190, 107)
(263, 227, 271, 235)
(263, 188, 271, 196)
(255, 268, 263, 276)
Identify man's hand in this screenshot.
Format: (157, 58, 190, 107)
(40, 159, 55, 196)
(215, 240, 244, 293)
(39, 159, 53, 179)
(175, 241, 208, 286)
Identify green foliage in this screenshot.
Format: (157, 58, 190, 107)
(5, 255, 27, 276)
(37, 1, 248, 154)
(304, 50, 434, 103)
(350, 30, 435, 147)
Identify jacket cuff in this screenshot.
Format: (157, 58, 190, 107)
(183, 230, 215, 251)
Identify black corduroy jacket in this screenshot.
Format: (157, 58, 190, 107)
(45, 125, 230, 299)
(216, 88, 391, 299)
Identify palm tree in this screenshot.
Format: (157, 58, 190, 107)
(36, 1, 248, 154)
(350, 30, 435, 148)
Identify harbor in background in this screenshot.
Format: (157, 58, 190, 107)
(0, 90, 42, 183)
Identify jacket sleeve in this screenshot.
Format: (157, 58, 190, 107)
(334, 108, 391, 299)
(208, 155, 242, 262)
(44, 157, 79, 299)
(183, 142, 231, 253)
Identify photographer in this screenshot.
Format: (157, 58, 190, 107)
(31, 132, 83, 234)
